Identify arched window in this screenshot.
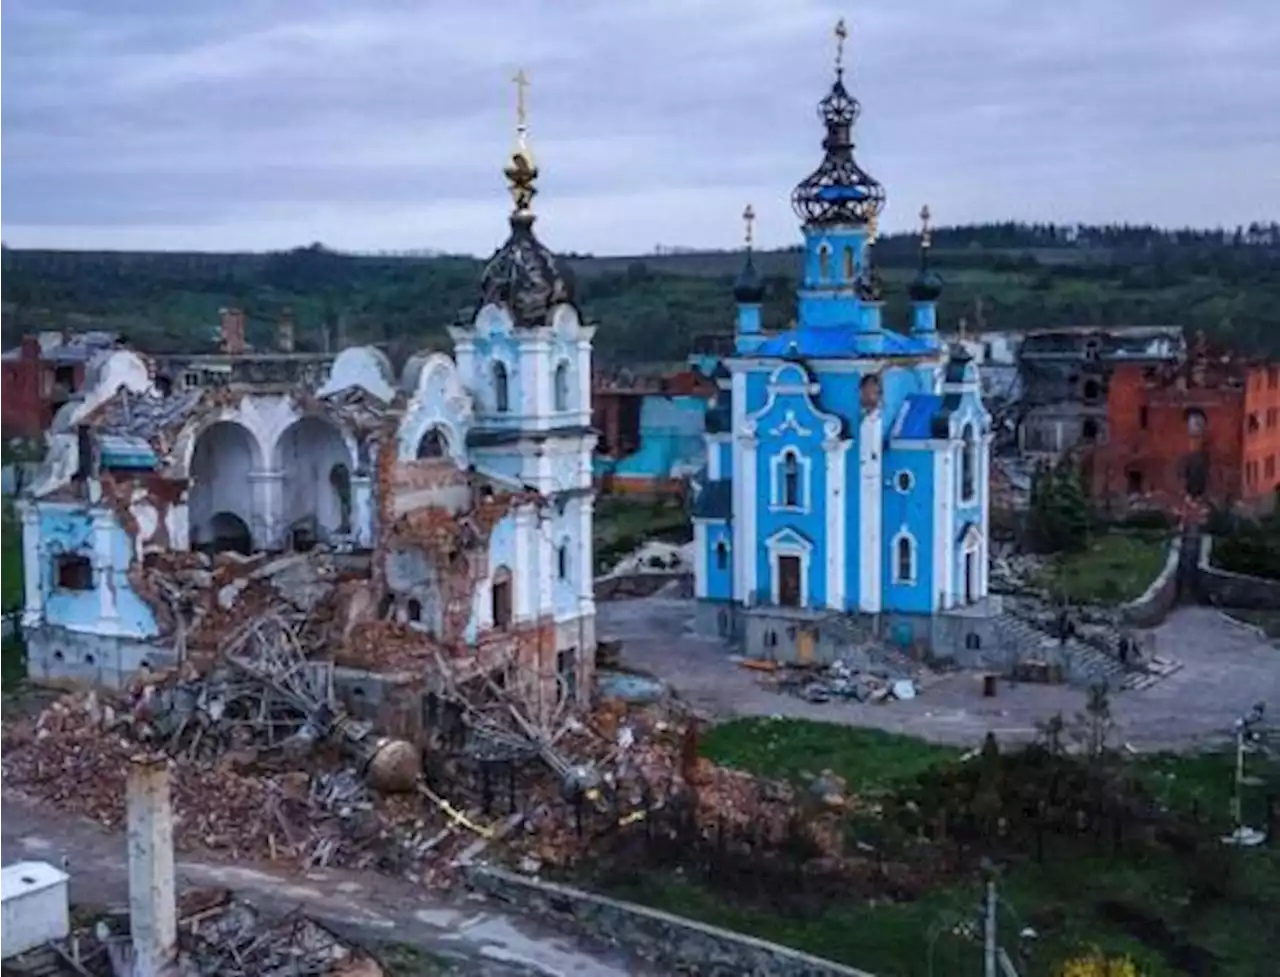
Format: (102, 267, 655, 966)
(715, 540, 729, 570)
(417, 427, 447, 459)
(783, 451, 801, 508)
(557, 544, 569, 580)
(895, 534, 915, 584)
(554, 362, 570, 413)
(842, 246, 855, 281)
(406, 598, 422, 622)
(491, 566, 513, 628)
(961, 424, 977, 502)
(817, 244, 832, 281)
(493, 362, 510, 413)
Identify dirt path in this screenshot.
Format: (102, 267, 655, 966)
(1, 794, 646, 977)
(600, 599, 1280, 751)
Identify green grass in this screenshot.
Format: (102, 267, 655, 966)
(373, 943, 459, 975)
(593, 496, 690, 572)
(701, 717, 959, 792)
(598, 719, 1280, 977)
(1038, 532, 1170, 605)
(2, 499, 22, 613)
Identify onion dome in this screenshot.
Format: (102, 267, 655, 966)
(477, 69, 577, 327)
(732, 204, 766, 303)
(908, 204, 943, 302)
(790, 20, 885, 227)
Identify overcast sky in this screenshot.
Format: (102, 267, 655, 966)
(3, 0, 1278, 256)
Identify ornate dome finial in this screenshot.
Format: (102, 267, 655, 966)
(503, 69, 538, 217)
(790, 20, 884, 228)
(480, 68, 578, 327)
(734, 203, 765, 304)
(909, 203, 943, 302)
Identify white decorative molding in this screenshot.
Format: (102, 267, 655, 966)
(766, 530, 813, 608)
(740, 437, 758, 602)
(769, 447, 812, 513)
(932, 450, 948, 612)
(893, 469, 915, 494)
(770, 410, 813, 438)
(20, 503, 43, 627)
(858, 410, 883, 613)
(940, 451, 956, 609)
(824, 437, 849, 609)
(693, 522, 708, 599)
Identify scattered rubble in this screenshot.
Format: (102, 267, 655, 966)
(9, 889, 384, 977)
(743, 657, 926, 706)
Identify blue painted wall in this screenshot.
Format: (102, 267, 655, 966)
(704, 522, 733, 601)
(880, 450, 937, 613)
(597, 395, 706, 480)
(39, 504, 158, 638)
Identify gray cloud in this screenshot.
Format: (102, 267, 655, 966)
(3, 0, 1278, 254)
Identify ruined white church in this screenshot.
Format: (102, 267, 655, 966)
(17, 95, 598, 700)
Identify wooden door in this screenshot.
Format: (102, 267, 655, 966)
(778, 555, 802, 607)
(796, 628, 815, 665)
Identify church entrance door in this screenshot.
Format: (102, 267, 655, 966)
(778, 555, 802, 608)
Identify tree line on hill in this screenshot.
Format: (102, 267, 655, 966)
(3, 222, 1278, 368)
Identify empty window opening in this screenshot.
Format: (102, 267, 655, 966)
(1081, 419, 1099, 441)
(417, 428, 448, 459)
(407, 598, 423, 622)
(493, 362, 510, 413)
(961, 425, 977, 501)
(965, 633, 982, 650)
(842, 246, 855, 280)
(554, 362, 570, 412)
(491, 567, 513, 629)
(55, 554, 93, 591)
(1082, 378, 1101, 403)
(817, 244, 832, 281)
(781, 451, 801, 508)
(714, 540, 729, 571)
(557, 544, 569, 580)
(895, 535, 915, 583)
(1126, 469, 1144, 494)
(329, 463, 352, 534)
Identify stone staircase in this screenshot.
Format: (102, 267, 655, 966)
(992, 607, 1182, 691)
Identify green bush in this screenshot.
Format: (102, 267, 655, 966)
(1213, 528, 1280, 580)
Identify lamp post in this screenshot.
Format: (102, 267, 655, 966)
(1223, 702, 1267, 847)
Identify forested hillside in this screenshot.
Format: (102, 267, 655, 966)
(3, 222, 1278, 367)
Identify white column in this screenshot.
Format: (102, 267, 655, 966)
(693, 521, 709, 598)
(93, 509, 119, 622)
(127, 756, 177, 977)
(20, 503, 44, 627)
(706, 436, 721, 480)
(980, 433, 993, 598)
(824, 436, 848, 610)
(932, 450, 948, 612)
(513, 507, 535, 620)
(577, 494, 595, 618)
(248, 469, 284, 549)
(739, 434, 758, 603)
(537, 511, 554, 616)
(940, 449, 956, 609)
(857, 411, 883, 613)
(576, 338, 593, 428)
(351, 474, 374, 548)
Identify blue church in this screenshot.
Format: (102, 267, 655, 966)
(691, 24, 993, 660)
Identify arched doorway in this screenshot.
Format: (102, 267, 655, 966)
(190, 421, 259, 552)
(276, 416, 355, 549)
(209, 512, 252, 554)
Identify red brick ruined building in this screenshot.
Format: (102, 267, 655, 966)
(1092, 339, 1280, 517)
(1, 331, 120, 439)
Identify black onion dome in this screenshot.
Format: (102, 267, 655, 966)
(479, 212, 577, 328)
(733, 252, 765, 304)
(908, 267, 943, 302)
(790, 72, 885, 227)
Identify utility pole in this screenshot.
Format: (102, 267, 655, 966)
(984, 874, 998, 977)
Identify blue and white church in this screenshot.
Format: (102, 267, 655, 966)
(691, 25, 993, 659)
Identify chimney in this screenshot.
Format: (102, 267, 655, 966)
(277, 307, 296, 353)
(218, 308, 246, 355)
(126, 755, 177, 977)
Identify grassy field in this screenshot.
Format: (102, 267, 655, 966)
(1038, 532, 1170, 605)
(593, 495, 690, 574)
(599, 718, 1280, 977)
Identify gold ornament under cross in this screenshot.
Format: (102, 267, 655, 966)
(919, 204, 933, 249)
(834, 18, 848, 72)
(742, 204, 756, 249)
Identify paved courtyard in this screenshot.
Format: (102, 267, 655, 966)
(598, 598, 1280, 752)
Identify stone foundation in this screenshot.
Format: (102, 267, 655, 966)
(24, 625, 176, 689)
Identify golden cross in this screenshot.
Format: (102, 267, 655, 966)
(919, 204, 933, 249)
(742, 204, 756, 248)
(513, 68, 530, 128)
(834, 18, 848, 72)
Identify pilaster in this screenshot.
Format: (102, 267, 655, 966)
(351, 474, 374, 549)
(857, 410, 883, 612)
(693, 521, 709, 599)
(20, 502, 44, 627)
(824, 435, 849, 610)
(92, 508, 119, 621)
(247, 469, 284, 549)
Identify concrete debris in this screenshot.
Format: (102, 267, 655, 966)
(767, 658, 923, 705)
(17, 890, 382, 977)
